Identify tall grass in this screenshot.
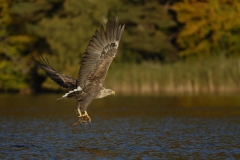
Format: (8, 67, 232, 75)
(41, 56, 240, 95)
(105, 56, 240, 95)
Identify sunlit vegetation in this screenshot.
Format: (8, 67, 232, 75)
(0, 0, 240, 95)
(105, 56, 240, 95)
(41, 56, 240, 95)
(172, 0, 240, 58)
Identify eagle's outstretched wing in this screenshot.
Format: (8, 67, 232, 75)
(31, 55, 77, 89)
(77, 17, 125, 87)
(31, 17, 125, 125)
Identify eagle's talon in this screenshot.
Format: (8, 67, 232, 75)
(73, 112, 91, 126)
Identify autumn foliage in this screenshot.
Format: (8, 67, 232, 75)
(0, 0, 240, 93)
(172, 0, 240, 58)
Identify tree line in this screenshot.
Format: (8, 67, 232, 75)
(0, 0, 240, 93)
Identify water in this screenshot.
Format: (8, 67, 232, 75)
(0, 94, 240, 159)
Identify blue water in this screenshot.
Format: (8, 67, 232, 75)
(0, 94, 240, 159)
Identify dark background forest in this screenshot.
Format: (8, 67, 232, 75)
(1, 0, 240, 95)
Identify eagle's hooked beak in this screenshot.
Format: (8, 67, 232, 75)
(112, 91, 115, 95)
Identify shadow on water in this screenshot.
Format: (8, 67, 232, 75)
(0, 93, 240, 159)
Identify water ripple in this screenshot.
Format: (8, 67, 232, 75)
(1, 95, 240, 159)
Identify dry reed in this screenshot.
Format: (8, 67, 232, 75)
(105, 56, 240, 95)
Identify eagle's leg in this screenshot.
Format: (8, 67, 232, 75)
(77, 109, 82, 117)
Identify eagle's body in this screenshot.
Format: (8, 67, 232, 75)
(32, 17, 125, 125)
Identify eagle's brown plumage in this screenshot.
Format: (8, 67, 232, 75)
(31, 17, 125, 125)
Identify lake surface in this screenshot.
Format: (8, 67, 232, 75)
(0, 94, 240, 159)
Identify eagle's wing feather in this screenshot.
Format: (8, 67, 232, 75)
(31, 56, 77, 89)
(77, 17, 125, 87)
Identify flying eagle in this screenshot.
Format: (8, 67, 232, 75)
(31, 17, 125, 126)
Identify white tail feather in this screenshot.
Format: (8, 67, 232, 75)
(56, 86, 82, 100)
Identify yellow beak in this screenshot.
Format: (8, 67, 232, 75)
(112, 91, 115, 95)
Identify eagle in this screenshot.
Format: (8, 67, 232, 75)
(31, 17, 125, 126)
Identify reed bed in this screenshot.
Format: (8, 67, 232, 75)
(105, 56, 240, 95)
(42, 56, 240, 95)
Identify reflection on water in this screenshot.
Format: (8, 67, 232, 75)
(0, 94, 240, 159)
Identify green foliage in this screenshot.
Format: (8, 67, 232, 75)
(1, 0, 240, 94)
(0, 0, 27, 91)
(28, 0, 120, 71)
(0, 0, 63, 92)
(0, 60, 26, 90)
(172, 0, 240, 58)
(119, 0, 177, 62)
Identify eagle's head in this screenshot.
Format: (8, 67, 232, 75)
(96, 88, 115, 99)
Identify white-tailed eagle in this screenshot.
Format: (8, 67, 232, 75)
(31, 17, 125, 126)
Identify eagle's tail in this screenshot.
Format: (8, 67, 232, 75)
(56, 86, 83, 100)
